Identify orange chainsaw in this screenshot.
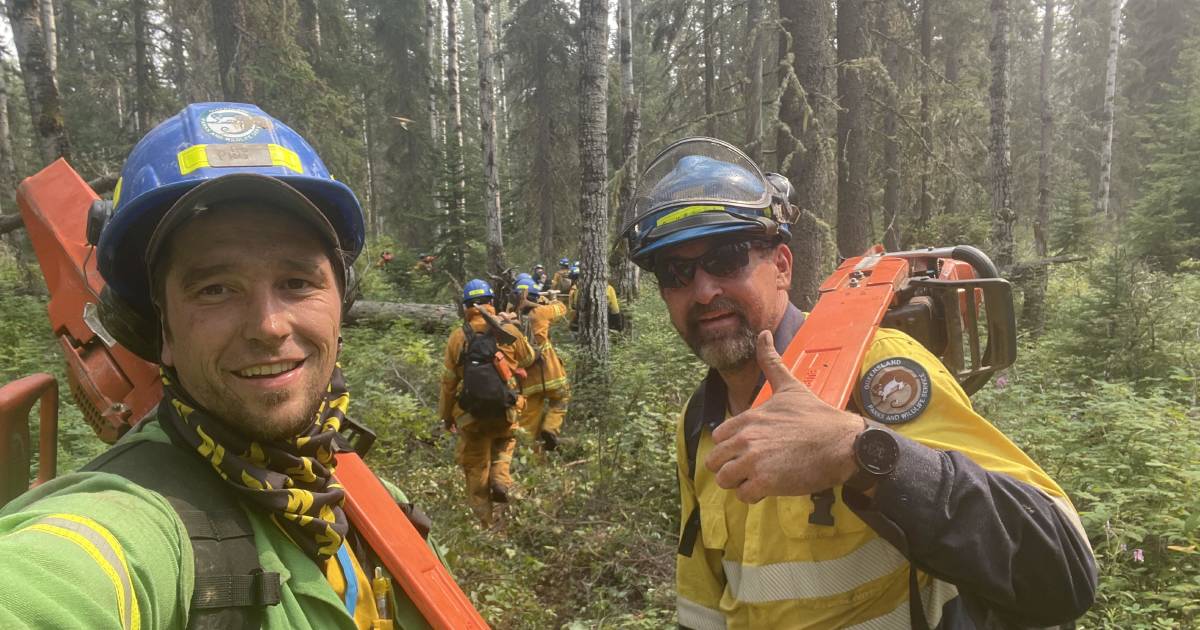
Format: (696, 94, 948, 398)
(752, 243, 1017, 410)
(0, 159, 488, 630)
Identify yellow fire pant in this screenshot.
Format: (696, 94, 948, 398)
(455, 417, 517, 526)
(518, 388, 569, 451)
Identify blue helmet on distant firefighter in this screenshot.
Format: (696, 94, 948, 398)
(463, 279, 495, 305)
(558, 258, 570, 268)
(514, 276, 540, 297)
(97, 102, 366, 318)
(620, 137, 799, 267)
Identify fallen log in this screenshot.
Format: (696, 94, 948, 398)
(346, 300, 461, 331)
(0, 213, 20, 236)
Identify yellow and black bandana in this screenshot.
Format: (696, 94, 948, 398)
(157, 367, 353, 561)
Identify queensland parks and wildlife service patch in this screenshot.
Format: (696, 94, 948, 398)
(200, 107, 272, 143)
(860, 357, 932, 424)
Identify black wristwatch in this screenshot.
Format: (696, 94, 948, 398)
(845, 421, 900, 492)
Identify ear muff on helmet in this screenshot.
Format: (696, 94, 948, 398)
(342, 263, 359, 318)
(98, 285, 161, 363)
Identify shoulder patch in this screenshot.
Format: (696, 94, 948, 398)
(859, 357, 932, 424)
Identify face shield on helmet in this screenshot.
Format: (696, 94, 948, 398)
(620, 137, 799, 267)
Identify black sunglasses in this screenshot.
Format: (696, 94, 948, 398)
(653, 240, 765, 289)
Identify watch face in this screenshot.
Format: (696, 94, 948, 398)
(858, 429, 900, 475)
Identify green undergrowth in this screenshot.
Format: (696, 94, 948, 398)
(3, 241, 1199, 628)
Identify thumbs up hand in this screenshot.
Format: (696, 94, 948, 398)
(705, 330, 863, 504)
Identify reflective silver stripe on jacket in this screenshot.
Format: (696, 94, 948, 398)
(846, 578, 959, 629)
(22, 514, 140, 630)
(677, 595, 727, 630)
(721, 537, 908, 603)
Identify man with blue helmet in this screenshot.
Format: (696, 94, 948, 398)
(623, 137, 1095, 629)
(530, 264, 547, 290)
(511, 275, 571, 454)
(438, 280, 535, 527)
(0, 103, 443, 628)
(550, 257, 573, 293)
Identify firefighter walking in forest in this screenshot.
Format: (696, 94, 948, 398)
(550, 257, 572, 293)
(567, 264, 622, 332)
(439, 280, 535, 527)
(622, 137, 1097, 628)
(512, 276, 571, 454)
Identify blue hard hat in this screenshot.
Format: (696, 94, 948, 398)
(463, 279, 494, 304)
(98, 103, 365, 315)
(514, 276, 540, 297)
(558, 257, 570, 267)
(621, 137, 796, 266)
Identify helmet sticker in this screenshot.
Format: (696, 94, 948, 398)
(200, 108, 273, 143)
(859, 357, 932, 424)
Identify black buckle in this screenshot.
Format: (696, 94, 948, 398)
(338, 415, 377, 457)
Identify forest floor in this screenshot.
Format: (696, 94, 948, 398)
(2, 244, 1199, 628)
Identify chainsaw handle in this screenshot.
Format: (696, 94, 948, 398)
(885, 245, 1000, 280)
(950, 245, 999, 279)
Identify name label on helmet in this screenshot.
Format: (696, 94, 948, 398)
(177, 144, 303, 175)
(468, 288, 488, 297)
(208, 143, 274, 168)
(655, 205, 726, 227)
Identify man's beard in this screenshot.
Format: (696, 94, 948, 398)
(683, 297, 758, 371)
(185, 375, 328, 444)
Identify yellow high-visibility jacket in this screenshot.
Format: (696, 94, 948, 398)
(567, 284, 619, 321)
(438, 306, 535, 423)
(676, 310, 1095, 629)
(518, 301, 569, 396)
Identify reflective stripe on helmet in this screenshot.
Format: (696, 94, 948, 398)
(177, 143, 303, 176)
(655, 204, 726, 227)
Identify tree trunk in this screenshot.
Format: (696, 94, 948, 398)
(133, 0, 154, 133)
(166, 0, 188, 102)
(474, 0, 507, 274)
(1023, 0, 1054, 336)
(345, 300, 461, 331)
(987, 0, 1014, 270)
(703, 0, 716, 137)
(362, 88, 379, 236)
(493, 0, 511, 186)
(613, 0, 641, 302)
(39, 0, 55, 75)
(776, 0, 831, 310)
(535, 90, 555, 263)
(577, 0, 610, 365)
(0, 61, 16, 208)
(881, 6, 902, 252)
(1094, 0, 1122, 217)
(836, 0, 870, 258)
(298, 0, 321, 64)
(210, 0, 253, 101)
(743, 0, 764, 164)
(445, 0, 467, 280)
(426, 0, 444, 221)
(917, 0, 933, 232)
(943, 26, 960, 218)
(7, 0, 70, 164)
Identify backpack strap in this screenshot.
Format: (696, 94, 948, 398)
(83, 424, 281, 630)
